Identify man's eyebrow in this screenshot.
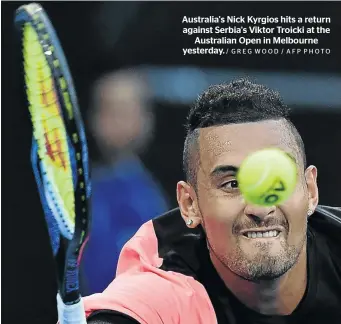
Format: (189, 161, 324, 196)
(210, 165, 238, 178)
(209, 153, 296, 178)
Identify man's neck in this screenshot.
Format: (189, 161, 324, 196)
(210, 245, 307, 315)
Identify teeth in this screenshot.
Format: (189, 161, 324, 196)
(246, 230, 279, 238)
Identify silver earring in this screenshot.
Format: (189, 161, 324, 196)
(307, 209, 313, 216)
(186, 219, 193, 226)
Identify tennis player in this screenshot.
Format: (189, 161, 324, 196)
(81, 79, 341, 323)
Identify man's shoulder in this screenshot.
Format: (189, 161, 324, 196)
(309, 205, 341, 261)
(309, 205, 341, 236)
(84, 266, 216, 324)
(315, 205, 341, 218)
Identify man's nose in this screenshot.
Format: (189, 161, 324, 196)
(244, 203, 276, 223)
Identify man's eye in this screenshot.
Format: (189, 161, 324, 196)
(221, 180, 239, 189)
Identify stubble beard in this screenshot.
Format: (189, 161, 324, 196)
(208, 232, 307, 281)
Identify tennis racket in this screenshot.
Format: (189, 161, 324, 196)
(15, 3, 91, 305)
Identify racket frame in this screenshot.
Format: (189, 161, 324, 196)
(15, 3, 91, 304)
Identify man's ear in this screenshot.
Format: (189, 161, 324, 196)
(176, 181, 201, 228)
(305, 165, 319, 216)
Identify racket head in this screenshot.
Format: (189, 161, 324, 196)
(15, 2, 91, 303)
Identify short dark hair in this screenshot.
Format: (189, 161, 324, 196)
(183, 78, 306, 185)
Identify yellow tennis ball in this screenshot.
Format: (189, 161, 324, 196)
(237, 148, 297, 206)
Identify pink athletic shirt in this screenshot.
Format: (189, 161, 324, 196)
(83, 218, 217, 323)
(82, 206, 341, 324)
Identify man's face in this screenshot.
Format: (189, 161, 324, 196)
(192, 120, 317, 281)
(93, 79, 145, 151)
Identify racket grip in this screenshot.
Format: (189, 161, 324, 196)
(57, 293, 87, 324)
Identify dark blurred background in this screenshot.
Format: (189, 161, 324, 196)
(2, 1, 341, 323)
